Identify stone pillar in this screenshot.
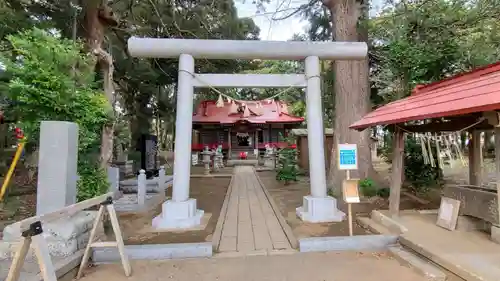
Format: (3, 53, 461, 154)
(152, 54, 204, 229)
(491, 127, 500, 243)
(172, 54, 194, 201)
(137, 169, 146, 206)
(158, 165, 167, 190)
(36, 121, 79, 215)
(107, 166, 120, 194)
(296, 56, 344, 223)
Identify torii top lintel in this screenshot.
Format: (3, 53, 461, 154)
(127, 37, 368, 60)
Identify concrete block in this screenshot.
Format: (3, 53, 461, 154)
(443, 185, 498, 225)
(299, 234, 398, 252)
(456, 215, 488, 232)
(371, 210, 408, 234)
(2, 211, 97, 258)
(36, 121, 79, 215)
(152, 198, 204, 229)
(389, 245, 447, 281)
(356, 217, 392, 235)
(296, 195, 345, 223)
(491, 224, 500, 244)
(92, 243, 212, 263)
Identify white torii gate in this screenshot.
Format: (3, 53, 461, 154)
(128, 38, 368, 229)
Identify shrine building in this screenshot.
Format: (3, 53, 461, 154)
(191, 99, 304, 159)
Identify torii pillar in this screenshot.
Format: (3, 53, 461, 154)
(128, 38, 368, 228)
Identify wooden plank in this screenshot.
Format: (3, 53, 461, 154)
(253, 167, 298, 249)
(400, 118, 490, 133)
(32, 234, 57, 281)
(5, 237, 32, 281)
(389, 128, 404, 217)
(91, 241, 119, 248)
(77, 205, 105, 279)
(107, 204, 131, 276)
(18, 192, 114, 232)
(495, 127, 500, 225)
(211, 172, 234, 251)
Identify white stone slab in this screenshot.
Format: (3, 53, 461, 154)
(92, 243, 212, 263)
(299, 235, 398, 252)
(36, 121, 79, 215)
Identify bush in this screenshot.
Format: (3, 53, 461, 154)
(276, 133, 299, 184)
(1, 28, 111, 200)
(376, 187, 390, 198)
(359, 178, 378, 197)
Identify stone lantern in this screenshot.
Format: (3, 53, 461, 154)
(201, 146, 213, 175)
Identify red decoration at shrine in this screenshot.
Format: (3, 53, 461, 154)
(14, 127, 24, 140)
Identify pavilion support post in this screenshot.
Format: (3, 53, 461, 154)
(296, 56, 345, 223)
(491, 127, 500, 243)
(389, 127, 404, 218)
(228, 128, 232, 160)
(152, 54, 204, 229)
(468, 130, 482, 186)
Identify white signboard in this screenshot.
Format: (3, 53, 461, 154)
(338, 143, 358, 170)
(191, 153, 198, 166)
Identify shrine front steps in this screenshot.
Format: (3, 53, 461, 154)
(226, 159, 258, 166)
(356, 212, 453, 281)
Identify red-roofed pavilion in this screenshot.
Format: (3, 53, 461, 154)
(350, 62, 500, 242)
(191, 99, 304, 158)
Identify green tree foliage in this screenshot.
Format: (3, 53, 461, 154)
(370, 0, 500, 103)
(0, 28, 111, 200)
(276, 133, 299, 184)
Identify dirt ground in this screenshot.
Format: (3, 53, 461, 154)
(119, 176, 230, 244)
(258, 170, 441, 239)
(78, 251, 428, 281)
(0, 193, 36, 237)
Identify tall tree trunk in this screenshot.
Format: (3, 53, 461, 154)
(323, 0, 372, 194)
(82, 0, 117, 169)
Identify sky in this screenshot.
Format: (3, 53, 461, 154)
(234, 0, 309, 41)
(234, 0, 384, 41)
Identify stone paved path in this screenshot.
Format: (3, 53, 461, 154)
(216, 166, 292, 254)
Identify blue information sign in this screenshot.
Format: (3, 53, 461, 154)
(338, 144, 357, 170)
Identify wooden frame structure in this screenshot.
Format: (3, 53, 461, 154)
(6, 192, 131, 281)
(350, 62, 500, 225)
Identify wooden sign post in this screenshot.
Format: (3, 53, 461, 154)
(338, 143, 359, 236)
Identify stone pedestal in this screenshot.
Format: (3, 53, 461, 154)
(296, 196, 345, 223)
(491, 225, 500, 244)
(107, 166, 120, 193)
(36, 121, 79, 215)
(2, 211, 97, 259)
(152, 199, 204, 229)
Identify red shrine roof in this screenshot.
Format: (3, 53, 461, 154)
(350, 61, 500, 130)
(193, 99, 304, 124)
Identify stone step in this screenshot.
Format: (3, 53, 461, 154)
(389, 245, 447, 281)
(370, 210, 408, 234)
(356, 216, 393, 235)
